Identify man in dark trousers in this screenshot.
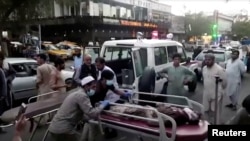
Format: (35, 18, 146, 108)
(192, 46, 202, 60)
(0, 52, 16, 109)
(0, 52, 7, 133)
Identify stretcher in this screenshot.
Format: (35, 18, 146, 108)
(90, 91, 208, 141)
(0, 91, 66, 141)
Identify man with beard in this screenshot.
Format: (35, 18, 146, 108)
(73, 47, 83, 70)
(48, 76, 110, 141)
(82, 70, 131, 140)
(95, 57, 118, 87)
(36, 54, 55, 100)
(225, 50, 245, 110)
(50, 58, 70, 95)
(158, 53, 195, 105)
(73, 54, 97, 85)
(202, 53, 227, 124)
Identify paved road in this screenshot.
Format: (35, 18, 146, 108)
(2, 51, 250, 141)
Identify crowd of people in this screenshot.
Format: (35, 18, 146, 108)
(1, 47, 130, 141)
(1, 45, 250, 141)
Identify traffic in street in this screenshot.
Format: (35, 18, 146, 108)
(2, 1, 250, 141)
(1, 46, 250, 141)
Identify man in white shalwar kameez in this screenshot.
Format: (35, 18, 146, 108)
(202, 54, 227, 124)
(225, 50, 246, 110)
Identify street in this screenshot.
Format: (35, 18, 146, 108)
(1, 52, 250, 141)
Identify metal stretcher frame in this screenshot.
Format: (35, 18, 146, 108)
(90, 102, 176, 141)
(27, 91, 59, 141)
(0, 91, 60, 141)
(90, 91, 207, 141)
(132, 91, 205, 116)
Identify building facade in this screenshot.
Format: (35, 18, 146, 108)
(168, 16, 185, 41)
(33, 0, 171, 44)
(217, 13, 234, 34)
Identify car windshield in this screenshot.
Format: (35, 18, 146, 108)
(196, 51, 225, 62)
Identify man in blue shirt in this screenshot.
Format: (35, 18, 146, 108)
(72, 47, 83, 87)
(73, 47, 83, 70)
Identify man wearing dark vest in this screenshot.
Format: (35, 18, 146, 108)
(74, 54, 97, 85)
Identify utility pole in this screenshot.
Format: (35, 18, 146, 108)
(213, 10, 219, 44)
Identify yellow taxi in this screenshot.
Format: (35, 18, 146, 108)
(56, 41, 82, 58)
(41, 42, 69, 61)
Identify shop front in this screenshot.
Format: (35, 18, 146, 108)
(39, 16, 167, 44)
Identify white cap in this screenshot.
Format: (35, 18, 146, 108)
(81, 76, 95, 86)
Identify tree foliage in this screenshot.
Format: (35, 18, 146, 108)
(0, 0, 82, 23)
(185, 12, 212, 36)
(232, 21, 250, 38)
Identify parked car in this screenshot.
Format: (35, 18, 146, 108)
(229, 40, 241, 48)
(6, 58, 74, 106)
(100, 38, 199, 95)
(41, 42, 69, 61)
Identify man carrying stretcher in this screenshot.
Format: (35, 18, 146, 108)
(47, 76, 110, 141)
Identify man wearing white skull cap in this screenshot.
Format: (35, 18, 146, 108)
(48, 76, 110, 141)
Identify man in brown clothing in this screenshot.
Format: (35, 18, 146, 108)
(48, 76, 110, 141)
(36, 54, 55, 100)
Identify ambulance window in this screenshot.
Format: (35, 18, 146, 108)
(177, 46, 187, 62)
(103, 47, 131, 61)
(167, 46, 178, 61)
(154, 47, 168, 65)
(133, 48, 148, 77)
(104, 47, 113, 61)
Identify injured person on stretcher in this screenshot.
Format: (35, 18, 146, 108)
(106, 102, 202, 127)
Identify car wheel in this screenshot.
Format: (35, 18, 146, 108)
(138, 66, 156, 106)
(188, 81, 197, 92)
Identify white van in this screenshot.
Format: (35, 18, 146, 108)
(100, 39, 199, 94)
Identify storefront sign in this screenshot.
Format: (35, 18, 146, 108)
(120, 20, 158, 28)
(113, 0, 171, 13)
(103, 18, 120, 25)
